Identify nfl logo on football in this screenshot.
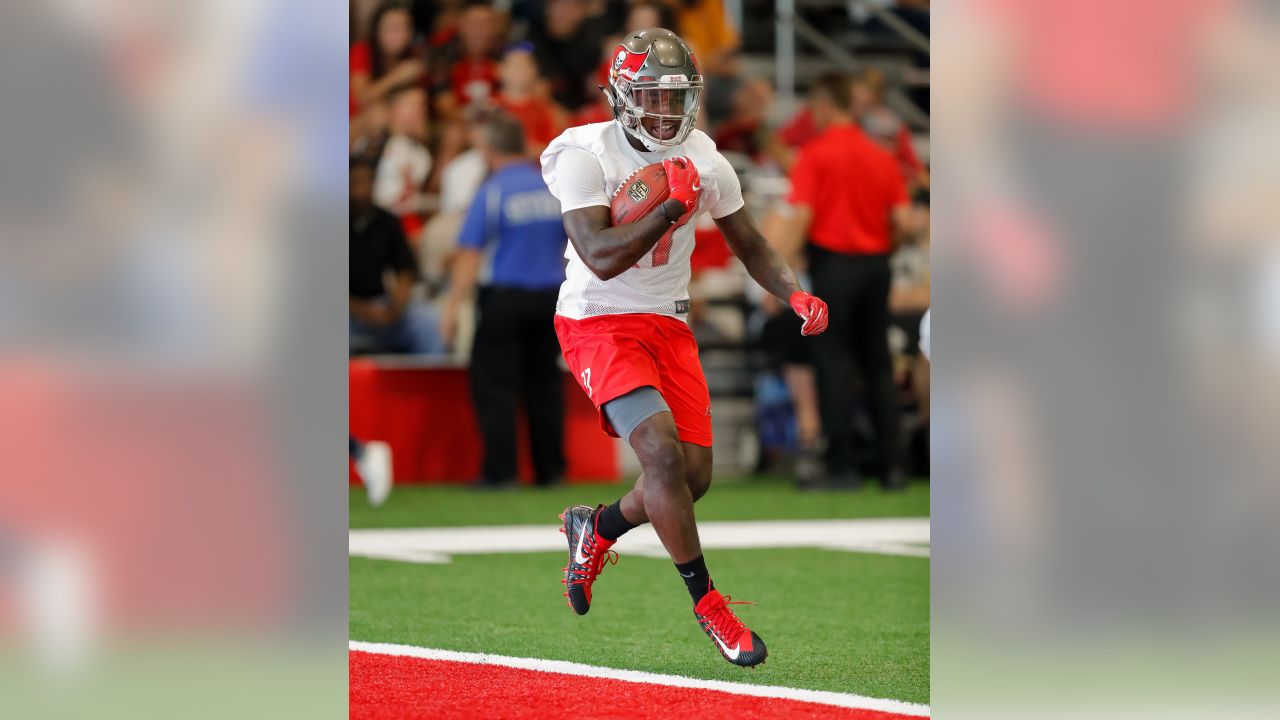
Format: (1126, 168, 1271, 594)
(627, 179, 649, 203)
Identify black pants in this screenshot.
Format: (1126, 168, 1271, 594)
(470, 286, 565, 485)
(807, 246, 900, 477)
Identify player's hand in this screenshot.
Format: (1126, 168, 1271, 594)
(788, 291, 828, 336)
(663, 156, 701, 214)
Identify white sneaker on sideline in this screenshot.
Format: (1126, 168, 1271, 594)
(357, 441, 393, 507)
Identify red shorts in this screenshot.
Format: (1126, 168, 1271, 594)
(554, 313, 713, 447)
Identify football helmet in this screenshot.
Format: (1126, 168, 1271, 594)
(603, 28, 703, 151)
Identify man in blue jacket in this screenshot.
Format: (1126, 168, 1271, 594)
(441, 113, 568, 487)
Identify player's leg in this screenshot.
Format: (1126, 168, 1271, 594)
(652, 321, 768, 667)
(681, 442, 713, 502)
(616, 440, 711, 517)
(600, 384, 710, 514)
(627, 411, 700, 562)
(561, 388, 709, 614)
(610, 442, 708, 529)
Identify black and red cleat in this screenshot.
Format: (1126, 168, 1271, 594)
(694, 588, 768, 667)
(559, 504, 618, 615)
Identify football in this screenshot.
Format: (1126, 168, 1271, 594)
(610, 161, 672, 225)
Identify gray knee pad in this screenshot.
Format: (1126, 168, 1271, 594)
(603, 386, 671, 443)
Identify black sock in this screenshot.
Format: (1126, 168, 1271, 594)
(594, 500, 639, 541)
(675, 555, 714, 604)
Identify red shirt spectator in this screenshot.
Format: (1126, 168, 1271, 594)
(450, 57, 499, 106)
(778, 108, 821, 148)
(895, 125, 923, 179)
(861, 106, 925, 185)
(788, 123, 908, 255)
(429, 2, 502, 117)
(493, 44, 563, 153)
(495, 95, 561, 150)
(350, 42, 372, 116)
(350, 3, 426, 117)
(569, 99, 614, 127)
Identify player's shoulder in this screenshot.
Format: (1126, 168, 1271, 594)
(546, 122, 615, 154)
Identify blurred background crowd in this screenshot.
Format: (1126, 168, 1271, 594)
(349, 0, 930, 485)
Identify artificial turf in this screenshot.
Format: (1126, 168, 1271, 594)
(349, 479, 930, 705)
(349, 476, 930, 529)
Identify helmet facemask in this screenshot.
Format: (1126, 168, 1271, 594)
(612, 79, 703, 151)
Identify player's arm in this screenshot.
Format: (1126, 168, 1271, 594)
(559, 155, 701, 281)
(562, 201, 685, 281)
(718, 206, 828, 336)
(716, 206, 802, 301)
(713, 153, 828, 335)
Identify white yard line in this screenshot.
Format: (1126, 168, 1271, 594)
(350, 640, 931, 717)
(349, 518, 930, 564)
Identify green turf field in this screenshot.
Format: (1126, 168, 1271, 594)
(349, 476, 930, 528)
(349, 477, 930, 705)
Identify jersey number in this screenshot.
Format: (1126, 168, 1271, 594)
(580, 368, 593, 397)
(652, 231, 673, 266)
(636, 227, 679, 268)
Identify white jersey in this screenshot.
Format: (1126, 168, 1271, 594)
(540, 122, 744, 319)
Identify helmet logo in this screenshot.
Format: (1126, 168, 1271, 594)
(627, 179, 650, 203)
(611, 47, 650, 83)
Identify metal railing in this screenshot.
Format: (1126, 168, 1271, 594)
(774, 0, 929, 129)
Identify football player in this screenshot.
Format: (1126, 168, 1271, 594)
(541, 28, 829, 667)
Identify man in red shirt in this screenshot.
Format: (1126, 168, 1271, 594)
(784, 73, 914, 490)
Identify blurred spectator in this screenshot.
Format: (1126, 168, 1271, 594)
(714, 77, 774, 159)
(780, 73, 914, 490)
(373, 85, 433, 239)
(592, 2, 678, 94)
(528, 0, 608, 111)
(768, 101, 820, 172)
(350, 1, 428, 118)
(757, 292, 825, 486)
(440, 114, 567, 487)
(352, 0, 381, 43)
(350, 158, 446, 355)
(756, 203, 824, 486)
(440, 108, 493, 215)
(853, 68, 926, 190)
(626, 0, 676, 36)
(568, 91, 615, 127)
(494, 43, 564, 157)
(418, 106, 493, 299)
(431, 1, 504, 120)
(666, 0, 739, 76)
(889, 213, 930, 474)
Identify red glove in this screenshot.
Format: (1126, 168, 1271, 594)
(789, 291, 829, 336)
(663, 156, 702, 214)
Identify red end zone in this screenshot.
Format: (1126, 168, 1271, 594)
(351, 650, 925, 720)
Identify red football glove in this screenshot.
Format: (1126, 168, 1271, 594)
(663, 156, 702, 214)
(789, 291, 829, 336)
